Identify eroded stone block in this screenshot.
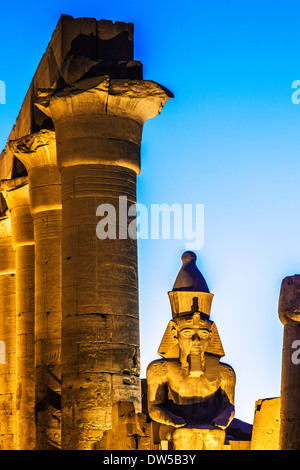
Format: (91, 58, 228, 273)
(250, 397, 280, 450)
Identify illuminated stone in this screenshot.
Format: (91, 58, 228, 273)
(147, 252, 236, 450)
(250, 397, 280, 450)
(0, 212, 16, 450)
(0, 15, 143, 181)
(1, 177, 35, 450)
(278, 275, 300, 450)
(95, 401, 151, 450)
(9, 130, 62, 450)
(35, 68, 172, 450)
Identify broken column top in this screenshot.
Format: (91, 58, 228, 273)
(278, 274, 300, 324)
(0, 14, 143, 181)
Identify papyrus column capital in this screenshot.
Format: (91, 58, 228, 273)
(1, 177, 34, 248)
(1, 176, 30, 210)
(9, 129, 57, 169)
(9, 132, 61, 215)
(35, 76, 173, 174)
(278, 275, 300, 325)
(36, 75, 173, 124)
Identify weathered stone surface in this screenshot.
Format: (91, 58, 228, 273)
(278, 275, 300, 450)
(0, 15, 143, 180)
(0, 213, 16, 450)
(228, 441, 251, 450)
(1, 178, 35, 450)
(250, 398, 280, 450)
(9, 131, 62, 450)
(279, 275, 300, 325)
(95, 401, 151, 450)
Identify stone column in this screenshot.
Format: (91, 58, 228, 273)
(278, 275, 300, 450)
(1, 177, 35, 450)
(10, 130, 62, 450)
(36, 75, 172, 450)
(0, 211, 16, 450)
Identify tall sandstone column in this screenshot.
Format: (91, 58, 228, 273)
(36, 76, 172, 449)
(9, 130, 62, 450)
(278, 275, 300, 450)
(0, 211, 16, 449)
(1, 177, 35, 450)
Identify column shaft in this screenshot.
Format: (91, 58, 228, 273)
(15, 243, 35, 449)
(33, 208, 62, 449)
(278, 275, 300, 450)
(0, 214, 16, 450)
(9, 131, 62, 450)
(2, 179, 35, 450)
(61, 164, 140, 449)
(279, 323, 300, 449)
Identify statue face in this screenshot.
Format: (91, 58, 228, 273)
(177, 326, 211, 357)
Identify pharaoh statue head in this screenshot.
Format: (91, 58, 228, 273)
(157, 251, 224, 374)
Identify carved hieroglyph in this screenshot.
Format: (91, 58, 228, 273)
(147, 252, 236, 450)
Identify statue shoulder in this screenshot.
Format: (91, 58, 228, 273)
(146, 358, 169, 381)
(219, 362, 236, 383)
(219, 362, 236, 405)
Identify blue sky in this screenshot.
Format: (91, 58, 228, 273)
(1, 0, 300, 425)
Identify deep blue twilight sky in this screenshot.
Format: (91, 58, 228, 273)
(1, 0, 300, 424)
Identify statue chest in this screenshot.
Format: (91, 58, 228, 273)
(167, 373, 221, 405)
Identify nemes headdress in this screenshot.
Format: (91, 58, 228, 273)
(158, 251, 225, 359)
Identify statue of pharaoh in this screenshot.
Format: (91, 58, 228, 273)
(146, 252, 236, 450)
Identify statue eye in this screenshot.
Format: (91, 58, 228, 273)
(182, 330, 193, 337)
(199, 331, 209, 338)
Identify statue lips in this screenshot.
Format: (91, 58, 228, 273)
(190, 333, 209, 355)
(190, 344, 201, 354)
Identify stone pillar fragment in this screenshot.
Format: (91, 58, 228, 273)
(278, 275, 300, 450)
(9, 130, 62, 450)
(1, 177, 35, 450)
(36, 76, 172, 450)
(250, 397, 280, 450)
(0, 212, 16, 449)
